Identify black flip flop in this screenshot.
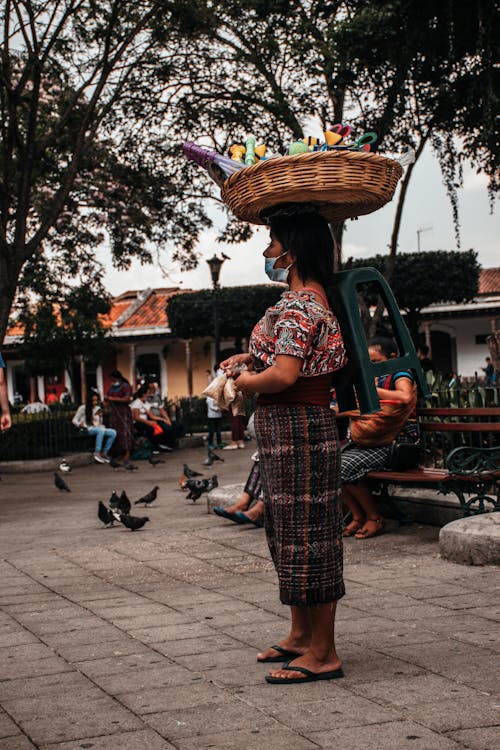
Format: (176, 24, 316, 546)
(257, 645, 301, 663)
(265, 660, 344, 684)
(212, 507, 245, 524)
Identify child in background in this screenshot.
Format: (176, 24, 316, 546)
(206, 395, 223, 450)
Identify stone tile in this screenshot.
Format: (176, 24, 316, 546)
(52, 637, 152, 662)
(2, 690, 142, 745)
(424, 613, 497, 635)
(219, 619, 290, 650)
(452, 630, 500, 653)
(0, 710, 20, 739)
(402, 695, 500, 733)
(447, 725, 500, 750)
(0, 654, 72, 680)
(128, 621, 216, 644)
(340, 647, 426, 685)
(83, 663, 202, 694)
(41, 623, 126, 648)
(19, 615, 106, 635)
(144, 700, 275, 740)
(351, 626, 443, 651)
(154, 634, 243, 658)
(173, 646, 257, 672)
(379, 604, 452, 621)
(0, 736, 37, 749)
(0, 671, 85, 701)
(336, 616, 404, 636)
(310, 720, 465, 749)
(38, 729, 177, 749)
(397, 583, 472, 599)
(117, 681, 227, 715)
(174, 726, 320, 750)
(351, 673, 483, 708)
(425, 592, 498, 610)
(265, 691, 398, 731)
(0, 624, 38, 648)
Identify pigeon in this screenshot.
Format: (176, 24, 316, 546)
(59, 460, 71, 473)
(124, 462, 138, 471)
(185, 475, 218, 502)
(109, 458, 122, 469)
(108, 490, 119, 508)
(120, 514, 150, 531)
(98, 501, 114, 527)
(54, 472, 70, 492)
(117, 490, 131, 515)
(149, 455, 165, 467)
(134, 485, 159, 506)
(183, 463, 203, 479)
(203, 449, 224, 466)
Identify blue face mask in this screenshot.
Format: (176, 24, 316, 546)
(265, 251, 292, 283)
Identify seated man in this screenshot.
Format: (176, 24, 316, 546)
(338, 336, 418, 540)
(131, 385, 179, 451)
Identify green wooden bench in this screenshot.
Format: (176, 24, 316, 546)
(368, 407, 500, 517)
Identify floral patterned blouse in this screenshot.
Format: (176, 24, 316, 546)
(249, 290, 346, 377)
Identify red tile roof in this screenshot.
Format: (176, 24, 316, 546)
(479, 268, 500, 295)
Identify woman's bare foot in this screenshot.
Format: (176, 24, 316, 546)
(342, 517, 364, 537)
(267, 650, 342, 680)
(225, 497, 251, 514)
(257, 637, 309, 662)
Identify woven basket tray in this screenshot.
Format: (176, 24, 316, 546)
(220, 150, 403, 224)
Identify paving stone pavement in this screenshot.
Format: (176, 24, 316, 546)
(0, 445, 499, 750)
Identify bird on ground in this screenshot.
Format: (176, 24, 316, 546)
(134, 485, 159, 506)
(185, 475, 218, 502)
(120, 514, 150, 531)
(117, 490, 131, 515)
(203, 449, 224, 466)
(149, 455, 165, 467)
(109, 490, 119, 508)
(59, 460, 71, 473)
(183, 463, 203, 479)
(97, 501, 115, 527)
(109, 458, 122, 469)
(54, 472, 71, 492)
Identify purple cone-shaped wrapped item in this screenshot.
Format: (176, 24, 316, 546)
(183, 142, 246, 178)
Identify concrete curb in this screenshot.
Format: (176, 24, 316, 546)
(439, 513, 500, 566)
(0, 434, 205, 474)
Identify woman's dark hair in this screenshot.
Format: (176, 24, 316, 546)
(368, 336, 398, 358)
(85, 389, 100, 426)
(269, 213, 334, 286)
(134, 384, 148, 400)
(110, 369, 128, 382)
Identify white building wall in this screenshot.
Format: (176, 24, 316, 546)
(444, 317, 492, 377)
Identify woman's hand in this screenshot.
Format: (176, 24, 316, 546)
(233, 371, 254, 393)
(219, 353, 252, 376)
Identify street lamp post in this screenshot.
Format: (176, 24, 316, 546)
(206, 254, 227, 364)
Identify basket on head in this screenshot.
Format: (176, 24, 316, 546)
(220, 149, 403, 224)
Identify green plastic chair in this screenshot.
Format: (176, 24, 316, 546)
(327, 267, 430, 414)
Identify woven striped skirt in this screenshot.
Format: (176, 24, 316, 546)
(254, 405, 345, 606)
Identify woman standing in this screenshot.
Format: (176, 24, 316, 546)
(106, 370, 134, 466)
(221, 211, 346, 684)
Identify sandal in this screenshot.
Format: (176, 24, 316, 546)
(354, 517, 385, 539)
(342, 518, 364, 537)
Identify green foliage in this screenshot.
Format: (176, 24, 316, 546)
(350, 249, 480, 312)
(167, 285, 283, 339)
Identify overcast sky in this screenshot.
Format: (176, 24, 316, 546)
(103, 145, 499, 296)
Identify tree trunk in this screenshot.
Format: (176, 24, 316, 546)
(0, 251, 25, 344)
(405, 308, 421, 346)
(330, 221, 344, 272)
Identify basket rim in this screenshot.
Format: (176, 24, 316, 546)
(220, 149, 403, 225)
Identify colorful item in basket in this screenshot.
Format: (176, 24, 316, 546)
(229, 144, 246, 162)
(182, 143, 246, 178)
(244, 136, 256, 166)
(288, 141, 309, 155)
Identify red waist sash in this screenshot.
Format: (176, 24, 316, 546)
(257, 373, 333, 408)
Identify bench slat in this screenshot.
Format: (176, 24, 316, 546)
(421, 422, 500, 433)
(418, 408, 500, 417)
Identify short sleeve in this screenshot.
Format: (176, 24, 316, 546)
(274, 305, 316, 360)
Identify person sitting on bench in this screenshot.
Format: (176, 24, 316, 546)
(338, 336, 417, 539)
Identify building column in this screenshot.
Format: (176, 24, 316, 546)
(424, 321, 432, 356)
(37, 375, 45, 402)
(160, 352, 168, 399)
(79, 356, 87, 403)
(5, 363, 15, 403)
(129, 344, 136, 390)
(184, 339, 193, 397)
(96, 364, 104, 397)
